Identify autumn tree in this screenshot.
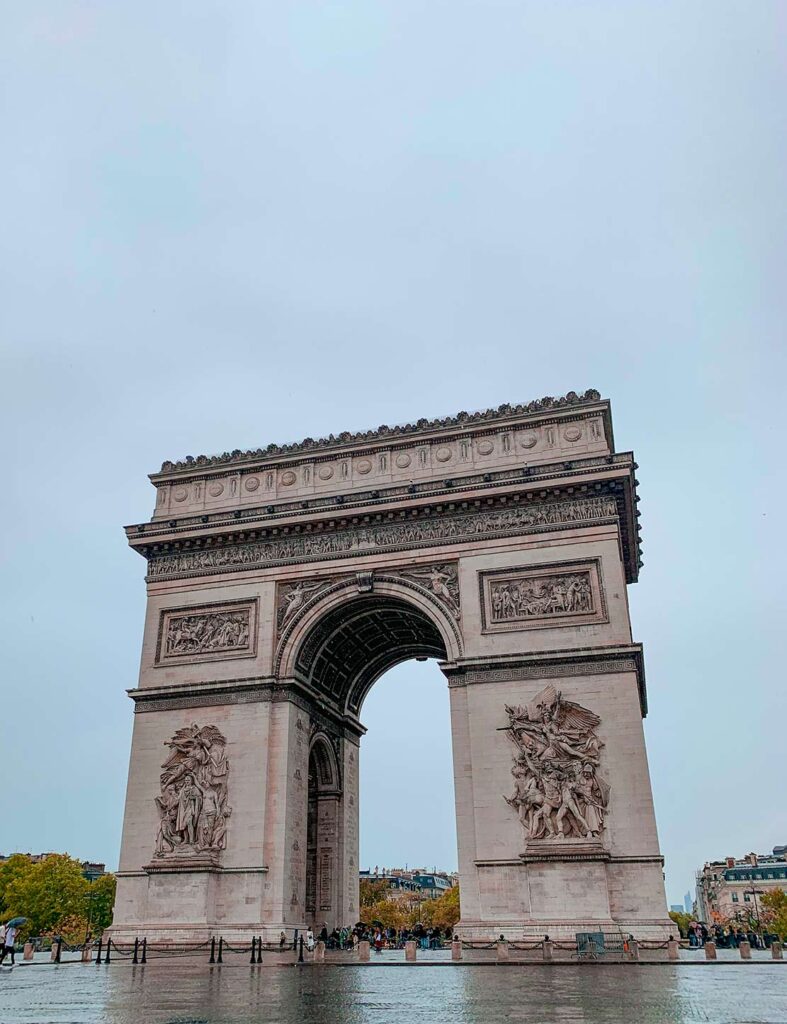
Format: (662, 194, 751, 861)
(760, 888, 787, 939)
(420, 886, 460, 931)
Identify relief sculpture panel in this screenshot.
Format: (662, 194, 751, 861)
(503, 686, 609, 846)
(480, 560, 606, 632)
(153, 724, 231, 861)
(156, 600, 257, 665)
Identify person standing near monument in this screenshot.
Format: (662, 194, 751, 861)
(0, 923, 17, 966)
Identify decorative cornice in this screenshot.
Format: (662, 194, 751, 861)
(156, 390, 603, 474)
(444, 645, 648, 717)
(129, 677, 366, 737)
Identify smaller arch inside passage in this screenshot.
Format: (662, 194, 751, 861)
(295, 596, 448, 714)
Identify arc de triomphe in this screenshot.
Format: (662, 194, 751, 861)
(110, 390, 671, 943)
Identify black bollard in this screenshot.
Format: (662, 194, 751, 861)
(293, 928, 299, 952)
(141, 938, 147, 965)
(250, 937, 256, 964)
(257, 936, 262, 965)
(298, 936, 304, 963)
(217, 937, 224, 964)
(209, 937, 216, 964)
(55, 937, 62, 964)
(133, 938, 139, 964)
(105, 938, 111, 964)
(95, 938, 103, 965)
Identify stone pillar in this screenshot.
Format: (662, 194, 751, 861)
(667, 937, 679, 960)
(771, 941, 783, 960)
(81, 945, 92, 963)
(404, 940, 417, 962)
(739, 940, 752, 960)
(358, 940, 370, 962)
(23, 943, 34, 961)
(451, 939, 462, 961)
(627, 938, 640, 961)
(542, 939, 554, 962)
(314, 941, 325, 963)
(704, 941, 717, 960)
(496, 939, 509, 961)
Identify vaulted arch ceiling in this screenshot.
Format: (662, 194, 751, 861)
(295, 596, 447, 715)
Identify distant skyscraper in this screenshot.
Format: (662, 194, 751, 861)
(684, 891, 693, 913)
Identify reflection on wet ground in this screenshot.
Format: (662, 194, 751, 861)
(0, 960, 785, 1024)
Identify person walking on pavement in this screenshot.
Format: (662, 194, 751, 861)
(0, 923, 17, 966)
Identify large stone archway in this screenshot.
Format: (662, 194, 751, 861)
(110, 390, 671, 943)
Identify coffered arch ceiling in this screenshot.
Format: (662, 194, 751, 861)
(295, 596, 447, 716)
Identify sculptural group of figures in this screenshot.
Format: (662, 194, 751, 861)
(504, 685, 609, 842)
(490, 572, 592, 621)
(165, 611, 249, 655)
(154, 724, 231, 857)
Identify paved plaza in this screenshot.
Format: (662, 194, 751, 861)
(1, 960, 785, 1024)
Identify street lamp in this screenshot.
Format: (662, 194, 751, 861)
(744, 886, 762, 932)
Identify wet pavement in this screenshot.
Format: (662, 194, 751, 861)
(0, 959, 785, 1024)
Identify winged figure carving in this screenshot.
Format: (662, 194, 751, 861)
(503, 686, 608, 843)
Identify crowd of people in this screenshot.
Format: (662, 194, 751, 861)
(282, 924, 454, 952)
(684, 921, 781, 949)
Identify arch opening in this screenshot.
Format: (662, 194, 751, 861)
(295, 595, 448, 715)
(305, 736, 342, 928)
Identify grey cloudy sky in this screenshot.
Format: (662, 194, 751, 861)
(1, 3, 785, 905)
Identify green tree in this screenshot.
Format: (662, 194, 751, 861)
(760, 888, 787, 939)
(0, 855, 34, 916)
(85, 873, 116, 934)
(3, 854, 88, 937)
(668, 910, 693, 938)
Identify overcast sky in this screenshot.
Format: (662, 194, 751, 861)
(1, 3, 785, 906)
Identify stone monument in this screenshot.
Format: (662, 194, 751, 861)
(109, 390, 672, 944)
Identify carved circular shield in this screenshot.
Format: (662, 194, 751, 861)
(520, 432, 538, 449)
(208, 482, 224, 497)
(395, 452, 411, 469)
(477, 439, 494, 455)
(355, 459, 372, 475)
(564, 426, 582, 442)
(318, 465, 334, 480)
(244, 476, 260, 492)
(173, 487, 188, 502)
(435, 446, 453, 463)
(280, 471, 297, 486)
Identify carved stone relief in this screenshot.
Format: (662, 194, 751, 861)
(153, 724, 231, 858)
(277, 578, 342, 632)
(156, 600, 257, 664)
(503, 686, 609, 844)
(479, 560, 606, 632)
(396, 563, 460, 619)
(148, 496, 618, 582)
(276, 563, 460, 640)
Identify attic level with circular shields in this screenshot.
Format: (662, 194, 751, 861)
(111, 392, 672, 946)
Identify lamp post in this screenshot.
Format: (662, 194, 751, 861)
(744, 886, 762, 932)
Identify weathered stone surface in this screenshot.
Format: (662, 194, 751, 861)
(110, 396, 670, 945)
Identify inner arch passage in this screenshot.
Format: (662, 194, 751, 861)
(295, 596, 448, 714)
